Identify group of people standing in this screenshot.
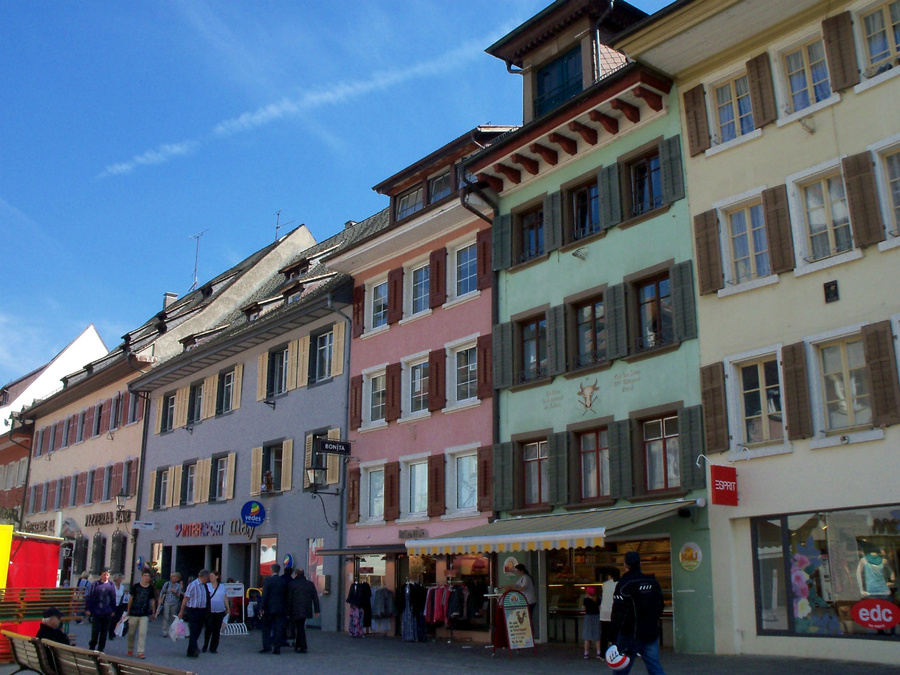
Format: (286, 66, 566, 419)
(256, 563, 321, 654)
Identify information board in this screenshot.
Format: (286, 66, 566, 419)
(501, 590, 534, 651)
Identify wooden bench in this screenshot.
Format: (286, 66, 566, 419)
(101, 653, 198, 675)
(0, 587, 86, 623)
(2, 629, 56, 675)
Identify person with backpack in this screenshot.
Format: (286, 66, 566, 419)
(609, 551, 667, 674)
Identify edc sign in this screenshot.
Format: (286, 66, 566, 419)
(851, 598, 900, 630)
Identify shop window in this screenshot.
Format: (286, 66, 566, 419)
(259, 535, 278, 577)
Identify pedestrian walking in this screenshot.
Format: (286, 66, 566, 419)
(178, 569, 210, 658)
(85, 567, 117, 652)
(582, 586, 602, 659)
(125, 569, 157, 659)
(156, 572, 184, 635)
(609, 551, 667, 675)
(109, 574, 127, 641)
(202, 571, 227, 654)
(287, 568, 320, 653)
(258, 564, 287, 654)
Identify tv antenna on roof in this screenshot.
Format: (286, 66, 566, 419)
(189, 229, 209, 291)
(275, 210, 294, 241)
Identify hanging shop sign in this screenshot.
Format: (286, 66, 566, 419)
(679, 542, 703, 571)
(240, 500, 266, 528)
(501, 590, 534, 651)
(851, 598, 900, 630)
(317, 438, 351, 455)
(710, 465, 739, 506)
(175, 521, 226, 538)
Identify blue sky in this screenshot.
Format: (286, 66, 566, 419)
(0, 0, 669, 387)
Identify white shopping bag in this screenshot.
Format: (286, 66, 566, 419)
(168, 617, 188, 642)
(113, 615, 128, 637)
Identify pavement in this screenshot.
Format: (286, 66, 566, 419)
(3, 619, 899, 675)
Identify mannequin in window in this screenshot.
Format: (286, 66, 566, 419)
(856, 547, 896, 600)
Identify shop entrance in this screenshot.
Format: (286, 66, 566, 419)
(176, 545, 206, 580)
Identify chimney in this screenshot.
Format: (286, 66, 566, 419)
(344, 220, 358, 230)
(163, 292, 179, 309)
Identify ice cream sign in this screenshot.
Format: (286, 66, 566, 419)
(240, 500, 266, 528)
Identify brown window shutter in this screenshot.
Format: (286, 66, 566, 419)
(694, 210, 724, 294)
(84, 407, 95, 437)
(122, 391, 131, 422)
(476, 227, 493, 290)
(54, 423, 64, 450)
(842, 152, 885, 248)
(683, 84, 711, 156)
(129, 461, 139, 495)
(823, 12, 859, 92)
(349, 375, 363, 429)
(385, 363, 402, 422)
(782, 342, 813, 440)
(476, 334, 493, 399)
(700, 363, 729, 452)
(100, 399, 112, 433)
(92, 470, 104, 502)
(429, 248, 447, 309)
(861, 321, 900, 427)
(135, 396, 144, 422)
(387, 267, 404, 324)
(762, 185, 795, 274)
(46, 481, 56, 510)
(110, 462, 123, 497)
(35, 483, 43, 511)
(352, 285, 366, 338)
(384, 461, 400, 521)
(427, 454, 445, 517)
(60, 478, 70, 506)
(746, 52, 777, 128)
(428, 349, 446, 412)
(476, 446, 493, 512)
(346, 466, 360, 524)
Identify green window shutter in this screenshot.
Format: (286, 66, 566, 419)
(607, 420, 632, 499)
(678, 405, 706, 491)
(547, 432, 569, 506)
(660, 135, 685, 204)
(598, 164, 621, 230)
(492, 442, 514, 512)
(492, 214, 512, 271)
(543, 191, 563, 253)
(492, 322, 514, 390)
(605, 283, 628, 360)
(546, 305, 567, 376)
(670, 260, 698, 342)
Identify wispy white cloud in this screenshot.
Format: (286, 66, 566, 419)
(97, 140, 199, 178)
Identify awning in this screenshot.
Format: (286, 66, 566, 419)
(318, 544, 408, 557)
(406, 500, 693, 555)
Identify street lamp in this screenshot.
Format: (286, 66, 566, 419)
(305, 460, 339, 531)
(115, 489, 133, 537)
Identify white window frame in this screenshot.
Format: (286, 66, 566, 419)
(399, 452, 431, 522)
(185, 463, 196, 505)
(17, 459, 27, 488)
(68, 474, 77, 507)
(102, 465, 113, 502)
(161, 393, 176, 433)
(869, 133, 900, 251)
(443, 443, 480, 517)
(219, 369, 235, 414)
(215, 456, 229, 500)
(365, 278, 389, 335)
(360, 461, 386, 524)
(401, 256, 432, 322)
(361, 364, 388, 430)
(401, 352, 431, 421)
(709, 70, 755, 146)
(269, 347, 289, 397)
(857, 0, 900, 74)
(768, 31, 841, 127)
(445, 334, 480, 410)
(712, 187, 780, 296)
(314, 329, 334, 383)
(429, 170, 452, 203)
(157, 468, 169, 509)
(446, 238, 480, 306)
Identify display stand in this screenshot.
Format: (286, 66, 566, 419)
(492, 590, 535, 657)
(221, 583, 247, 635)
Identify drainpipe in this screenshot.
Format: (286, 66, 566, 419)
(125, 349, 152, 584)
(593, 0, 617, 81)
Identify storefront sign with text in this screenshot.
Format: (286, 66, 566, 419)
(175, 521, 226, 538)
(710, 465, 738, 506)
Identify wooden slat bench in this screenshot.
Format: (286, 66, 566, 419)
(0, 587, 86, 624)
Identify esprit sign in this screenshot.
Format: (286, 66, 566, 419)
(851, 599, 900, 630)
(710, 464, 738, 506)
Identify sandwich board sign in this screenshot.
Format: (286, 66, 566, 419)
(501, 590, 534, 655)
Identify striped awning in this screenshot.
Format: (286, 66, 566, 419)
(406, 500, 693, 555)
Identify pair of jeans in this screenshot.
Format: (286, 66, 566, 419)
(126, 615, 149, 655)
(261, 614, 286, 652)
(186, 607, 208, 655)
(616, 636, 666, 675)
(88, 614, 112, 651)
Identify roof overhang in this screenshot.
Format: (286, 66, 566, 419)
(406, 500, 693, 555)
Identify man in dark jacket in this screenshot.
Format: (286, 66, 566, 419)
(85, 568, 117, 652)
(258, 564, 288, 654)
(287, 569, 320, 653)
(609, 551, 666, 674)
(37, 607, 71, 645)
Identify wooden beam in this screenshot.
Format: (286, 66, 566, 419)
(476, 172, 503, 193)
(589, 110, 619, 135)
(529, 142, 558, 166)
(511, 153, 539, 176)
(633, 86, 663, 111)
(610, 98, 640, 123)
(548, 132, 578, 156)
(568, 121, 597, 145)
(493, 163, 521, 185)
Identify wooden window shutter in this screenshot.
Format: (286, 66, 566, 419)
(197, 458, 211, 503)
(148, 471, 157, 510)
(823, 11, 859, 92)
(694, 210, 724, 295)
(683, 84, 711, 156)
(330, 322, 345, 379)
(670, 260, 698, 342)
(384, 461, 400, 521)
(385, 362, 402, 422)
(121, 392, 131, 422)
(746, 52, 777, 128)
(547, 305, 567, 376)
(543, 191, 563, 253)
(84, 406, 95, 437)
(862, 321, 900, 427)
(46, 481, 56, 511)
(302, 434, 315, 490)
(492, 322, 514, 390)
(492, 214, 512, 271)
(598, 164, 622, 230)
(163, 467, 174, 508)
(326, 428, 341, 485)
(250, 446, 263, 496)
(476, 446, 493, 512)
(476, 334, 493, 399)
(349, 375, 363, 429)
(101, 399, 112, 433)
(782, 342, 813, 440)
(492, 443, 514, 512)
(429, 248, 448, 309)
(660, 136, 685, 204)
(347, 466, 361, 524)
(93, 469, 105, 504)
(476, 228, 493, 290)
(281, 438, 293, 492)
(387, 267, 404, 324)
(547, 432, 568, 506)
(428, 348, 446, 412)
(296, 335, 311, 388)
(762, 185, 796, 274)
(607, 420, 633, 499)
(678, 405, 706, 490)
(202, 375, 217, 419)
(286, 339, 299, 391)
(129, 461, 139, 496)
(232, 363, 243, 410)
(842, 152, 885, 248)
(256, 353, 268, 402)
(174, 388, 190, 428)
(605, 283, 629, 360)
(54, 423, 64, 450)
(225, 453, 236, 500)
(352, 284, 366, 338)
(111, 462, 123, 498)
(701, 363, 729, 453)
(427, 454, 445, 517)
(173, 464, 184, 506)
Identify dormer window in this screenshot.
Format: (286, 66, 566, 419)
(429, 171, 452, 202)
(534, 45, 582, 118)
(396, 186, 424, 220)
